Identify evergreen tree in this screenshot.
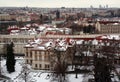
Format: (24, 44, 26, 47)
(94, 56, 112, 82)
(6, 42, 16, 73)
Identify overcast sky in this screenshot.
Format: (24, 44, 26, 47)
(0, 0, 120, 8)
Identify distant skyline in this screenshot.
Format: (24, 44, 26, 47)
(0, 0, 120, 8)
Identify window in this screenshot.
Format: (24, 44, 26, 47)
(30, 52, 32, 57)
(39, 51, 41, 54)
(44, 54, 48, 61)
(35, 54, 37, 60)
(26, 60, 28, 63)
(26, 53, 28, 57)
(26, 48, 28, 52)
(41, 51, 45, 55)
(45, 64, 50, 69)
(39, 54, 42, 61)
(35, 51, 37, 55)
(30, 60, 32, 64)
(39, 64, 41, 68)
(25, 39, 28, 43)
(35, 64, 37, 68)
(13, 38, 17, 43)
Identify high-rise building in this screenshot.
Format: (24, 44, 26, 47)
(90, 5, 93, 9)
(56, 10, 60, 19)
(106, 5, 108, 8)
(99, 5, 102, 9)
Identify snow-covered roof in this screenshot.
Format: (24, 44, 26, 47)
(97, 35, 120, 40)
(25, 34, 120, 51)
(34, 39, 42, 44)
(37, 26, 46, 31)
(26, 24, 31, 27)
(37, 46, 46, 50)
(10, 30, 20, 33)
(20, 27, 29, 30)
(92, 39, 98, 45)
(44, 41, 54, 47)
(76, 40, 84, 44)
(25, 38, 70, 51)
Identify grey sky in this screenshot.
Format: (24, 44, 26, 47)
(0, 0, 120, 8)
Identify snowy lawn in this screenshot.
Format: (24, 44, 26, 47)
(1, 58, 84, 82)
(1, 58, 24, 81)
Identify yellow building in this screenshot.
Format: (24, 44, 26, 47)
(24, 46, 74, 70)
(0, 14, 11, 21)
(0, 35, 35, 55)
(100, 24, 120, 34)
(95, 22, 120, 34)
(24, 38, 74, 70)
(24, 47, 53, 70)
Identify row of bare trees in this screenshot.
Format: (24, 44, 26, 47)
(51, 39, 120, 82)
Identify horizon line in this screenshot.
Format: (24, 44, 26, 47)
(0, 6, 120, 8)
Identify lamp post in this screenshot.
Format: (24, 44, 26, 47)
(0, 53, 3, 76)
(23, 63, 29, 82)
(0, 54, 1, 75)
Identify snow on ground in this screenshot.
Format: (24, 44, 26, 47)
(1, 58, 84, 82)
(1, 58, 120, 82)
(69, 74, 83, 82)
(1, 58, 24, 81)
(28, 71, 84, 82)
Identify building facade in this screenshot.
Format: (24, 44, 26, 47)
(95, 22, 120, 34)
(0, 14, 11, 21)
(24, 46, 74, 70)
(0, 35, 35, 55)
(100, 24, 120, 34)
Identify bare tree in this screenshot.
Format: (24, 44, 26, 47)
(51, 49, 68, 82)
